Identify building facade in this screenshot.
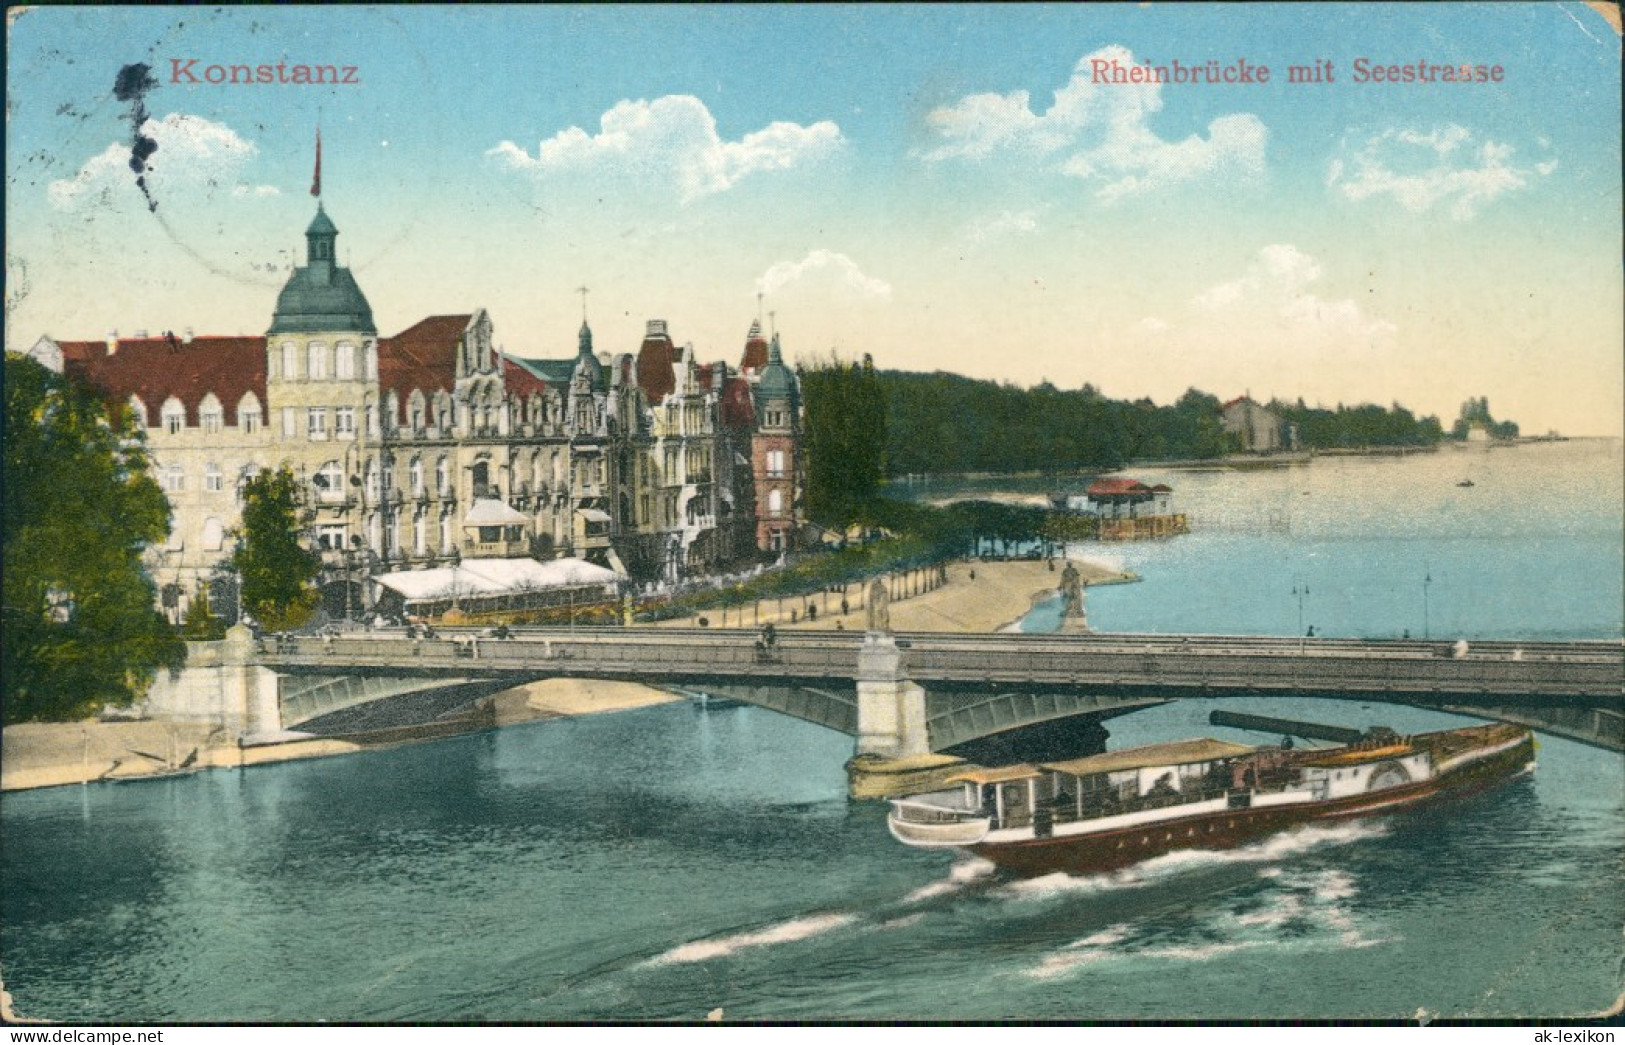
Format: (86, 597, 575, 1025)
(1221, 396, 1286, 454)
(27, 201, 802, 619)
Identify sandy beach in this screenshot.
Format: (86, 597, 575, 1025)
(670, 557, 1133, 634)
(2, 557, 1132, 791)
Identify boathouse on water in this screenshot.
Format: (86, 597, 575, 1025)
(1061, 478, 1190, 540)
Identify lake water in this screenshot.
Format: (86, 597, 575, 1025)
(2, 441, 1620, 1021)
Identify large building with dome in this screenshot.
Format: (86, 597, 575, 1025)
(25, 201, 804, 620)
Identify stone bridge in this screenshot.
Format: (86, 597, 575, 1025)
(251, 627, 1624, 755)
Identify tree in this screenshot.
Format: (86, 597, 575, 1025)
(181, 586, 227, 640)
(232, 466, 321, 631)
(801, 353, 887, 529)
(2, 354, 185, 722)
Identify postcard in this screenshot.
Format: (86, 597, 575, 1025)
(3, 2, 1621, 1028)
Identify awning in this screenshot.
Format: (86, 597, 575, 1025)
(374, 557, 619, 602)
(463, 498, 530, 527)
(575, 508, 612, 523)
(946, 765, 1042, 786)
(1042, 739, 1254, 778)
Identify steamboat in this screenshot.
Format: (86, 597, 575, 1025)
(887, 719, 1535, 875)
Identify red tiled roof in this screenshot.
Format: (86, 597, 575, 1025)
(637, 329, 676, 405)
(740, 321, 768, 373)
(62, 335, 266, 427)
(502, 355, 549, 399)
(1222, 396, 1250, 410)
(379, 315, 467, 419)
(720, 375, 755, 429)
(1087, 477, 1152, 496)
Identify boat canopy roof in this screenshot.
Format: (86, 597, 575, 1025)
(1298, 742, 1412, 768)
(947, 764, 1043, 786)
(1042, 738, 1254, 778)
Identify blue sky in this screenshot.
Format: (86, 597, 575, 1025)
(7, 3, 1621, 435)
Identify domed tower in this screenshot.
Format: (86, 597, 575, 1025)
(751, 333, 801, 553)
(266, 201, 379, 573)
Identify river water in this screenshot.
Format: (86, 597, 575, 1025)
(2, 441, 1621, 1021)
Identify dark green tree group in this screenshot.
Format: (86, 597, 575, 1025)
(1451, 396, 1519, 440)
(800, 353, 888, 530)
(232, 467, 321, 631)
(1273, 399, 1445, 449)
(2, 355, 184, 722)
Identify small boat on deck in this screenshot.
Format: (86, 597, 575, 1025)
(887, 722, 1535, 876)
(1456, 479, 1476, 487)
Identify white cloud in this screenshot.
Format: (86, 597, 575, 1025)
(963, 209, 1040, 243)
(48, 114, 277, 210)
(1327, 125, 1553, 220)
(1193, 244, 1394, 341)
(920, 44, 1267, 200)
(756, 250, 891, 300)
(489, 95, 842, 203)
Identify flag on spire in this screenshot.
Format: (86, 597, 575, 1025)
(310, 127, 322, 197)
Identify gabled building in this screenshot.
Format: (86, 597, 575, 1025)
(27, 199, 803, 618)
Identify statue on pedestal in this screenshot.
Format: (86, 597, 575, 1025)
(1059, 561, 1089, 631)
(866, 576, 891, 634)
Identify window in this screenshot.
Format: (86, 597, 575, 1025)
(204, 462, 223, 492)
(767, 449, 785, 478)
(242, 407, 261, 434)
(364, 458, 379, 498)
(364, 342, 378, 381)
(335, 406, 355, 438)
(161, 398, 186, 435)
(768, 488, 783, 515)
(436, 456, 449, 496)
(202, 517, 225, 552)
(200, 397, 222, 434)
(281, 342, 298, 380)
(282, 407, 297, 437)
(440, 508, 454, 552)
(410, 456, 424, 495)
(308, 342, 328, 381)
(317, 524, 347, 550)
(307, 408, 328, 440)
(129, 396, 148, 429)
(365, 405, 379, 438)
(413, 508, 426, 555)
(335, 342, 355, 380)
(163, 464, 185, 492)
(314, 460, 345, 503)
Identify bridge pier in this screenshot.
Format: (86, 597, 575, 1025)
(855, 635, 930, 759)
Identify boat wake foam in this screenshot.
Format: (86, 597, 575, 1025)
(901, 856, 998, 904)
(648, 912, 859, 966)
(1025, 864, 1398, 980)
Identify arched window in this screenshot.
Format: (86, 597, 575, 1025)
(363, 457, 379, 498)
(440, 506, 454, 553)
(409, 391, 426, 433)
(164, 463, 185, 492)
(435, 455, 449, 496)
(160, 397, 186, 434)
(335, 341, 355, 380)
(201, 517, 225, 551)
(410, 456, 424, 495)
(204, 462, 222, 492)
(768, 488, 783, 515)
(308, 342, 328, 381)
(314, 460, 344, 503)
(199, 394, 223, 434)
(237, 464, 261, 502)
(281, 341, 298, 380)
(364, 341, 378, 381)
(237, 391, 262, 433)
(129, 395, 148, 429)
(413, 507, 426, 555)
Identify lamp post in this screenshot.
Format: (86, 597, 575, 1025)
(1292, 579, 1309, 652)
(1423, 568, 1432, 640)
